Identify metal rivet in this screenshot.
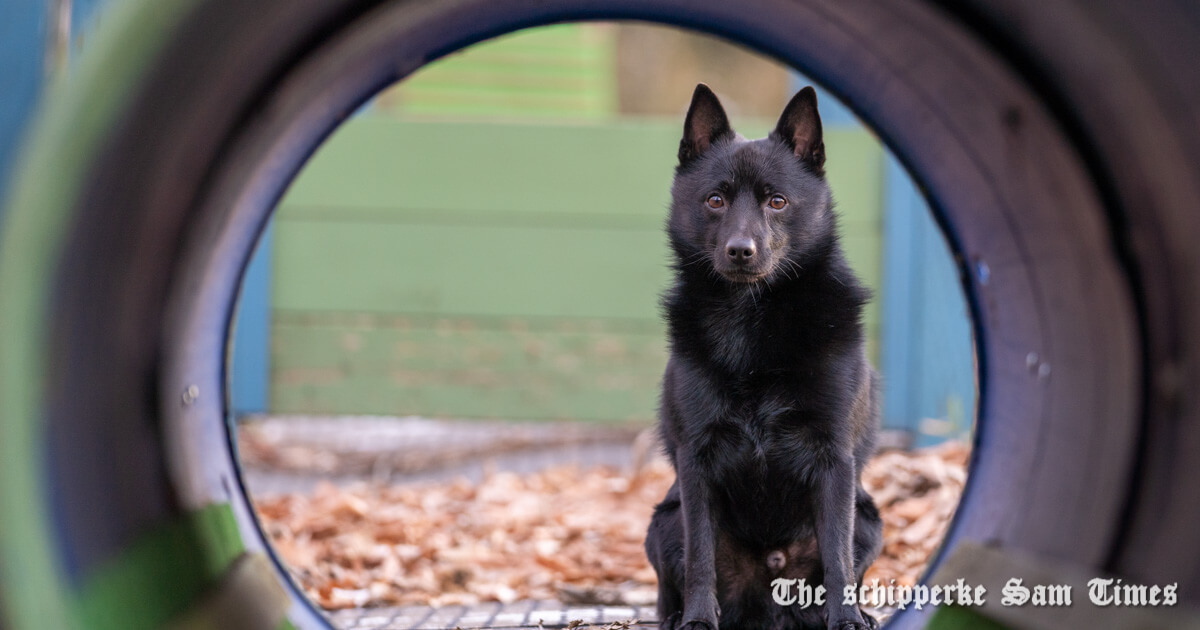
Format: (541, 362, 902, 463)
(1026, 352, 1039, 370)
(1037, 363, 1051, 379)
(975, 259, 990, 285)
(182, 385, 200, 406)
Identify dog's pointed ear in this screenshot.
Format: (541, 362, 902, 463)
(679, 84, 733, 166)
(773, 86, 825, 176)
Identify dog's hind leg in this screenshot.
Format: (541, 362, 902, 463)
(852, 487, 883, 582)
(851, 487, 884, 629)
(645, 482, 686, 629)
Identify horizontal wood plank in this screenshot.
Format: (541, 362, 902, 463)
(268, 117, 884, 419)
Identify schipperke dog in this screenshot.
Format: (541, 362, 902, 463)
(644, 84, 883, 630)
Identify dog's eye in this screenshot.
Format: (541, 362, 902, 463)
(768, 195, 788, 210)
(706, 194, 725, 209)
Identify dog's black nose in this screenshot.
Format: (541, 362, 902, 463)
(726, 237, 756, 262)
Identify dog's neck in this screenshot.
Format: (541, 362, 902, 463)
(664, 240, 866, 373)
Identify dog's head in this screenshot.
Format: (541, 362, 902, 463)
(668, 84, 835, 285)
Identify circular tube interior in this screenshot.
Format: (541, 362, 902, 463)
(154, 1, 1140, 627)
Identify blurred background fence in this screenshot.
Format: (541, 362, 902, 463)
(0, 8, 974, 446)
(227, 23, 975, 445)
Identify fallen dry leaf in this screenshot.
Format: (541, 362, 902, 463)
(254, 441, 969, 609)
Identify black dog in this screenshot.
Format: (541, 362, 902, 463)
(644, 84, 883, 630)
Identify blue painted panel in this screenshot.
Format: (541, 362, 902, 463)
(0, 0, 49, 217)
(230, 224, 273, 417)
(71, 0, 107, 49)
(880, 156, 976, 445)
(1, 0, 111, 217)
(911, 193, 975, 445)
(881, 158, 919, 433)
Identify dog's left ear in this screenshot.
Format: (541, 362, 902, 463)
(773, 86, 825, 177)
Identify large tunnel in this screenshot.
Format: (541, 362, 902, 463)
(2, 1, 1200, 628)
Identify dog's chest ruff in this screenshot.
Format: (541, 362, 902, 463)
(706, 398, 810, 479)
(702, 289, 769, 374)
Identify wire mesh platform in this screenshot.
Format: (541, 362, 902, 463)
(327, 601, 658, 629)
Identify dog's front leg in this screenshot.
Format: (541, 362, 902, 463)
(815, 456, 870, 630)
(676, 449, 720, 630)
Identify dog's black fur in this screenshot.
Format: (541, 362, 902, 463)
(644, 85, 883, 630)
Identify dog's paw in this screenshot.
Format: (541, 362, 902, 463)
(679, 594, 718, 629)
(829, 610, 877, 630)
(832, 618, 875, 630)
(659, 612, 682, 630)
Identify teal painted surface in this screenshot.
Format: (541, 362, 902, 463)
(0, 0, 49, 218)
(230, 224, 272, 416)
(1, 0, 110, 216)
(880, 156, 976, 443)
(881, 157, 918, 434)
(71, 0, 108, 45)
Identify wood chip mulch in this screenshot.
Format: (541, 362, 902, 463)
(253, 441, 969, 610)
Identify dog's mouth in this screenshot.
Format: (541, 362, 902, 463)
(719, 269, 768, 283)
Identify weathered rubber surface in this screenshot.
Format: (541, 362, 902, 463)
(1, 1, 1198, 629)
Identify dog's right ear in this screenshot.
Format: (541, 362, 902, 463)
(679, 84, 733, 166)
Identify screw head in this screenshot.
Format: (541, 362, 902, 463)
(975, 259, 991, 285)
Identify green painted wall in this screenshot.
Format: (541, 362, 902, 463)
(375, 23, 617, 120)
(270, 116, 884, 422)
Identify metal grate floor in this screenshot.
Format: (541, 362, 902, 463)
(328, 601, 659, 629)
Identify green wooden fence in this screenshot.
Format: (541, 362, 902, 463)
(266, 116, 885, 423)
(375, 22, 617, 120)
